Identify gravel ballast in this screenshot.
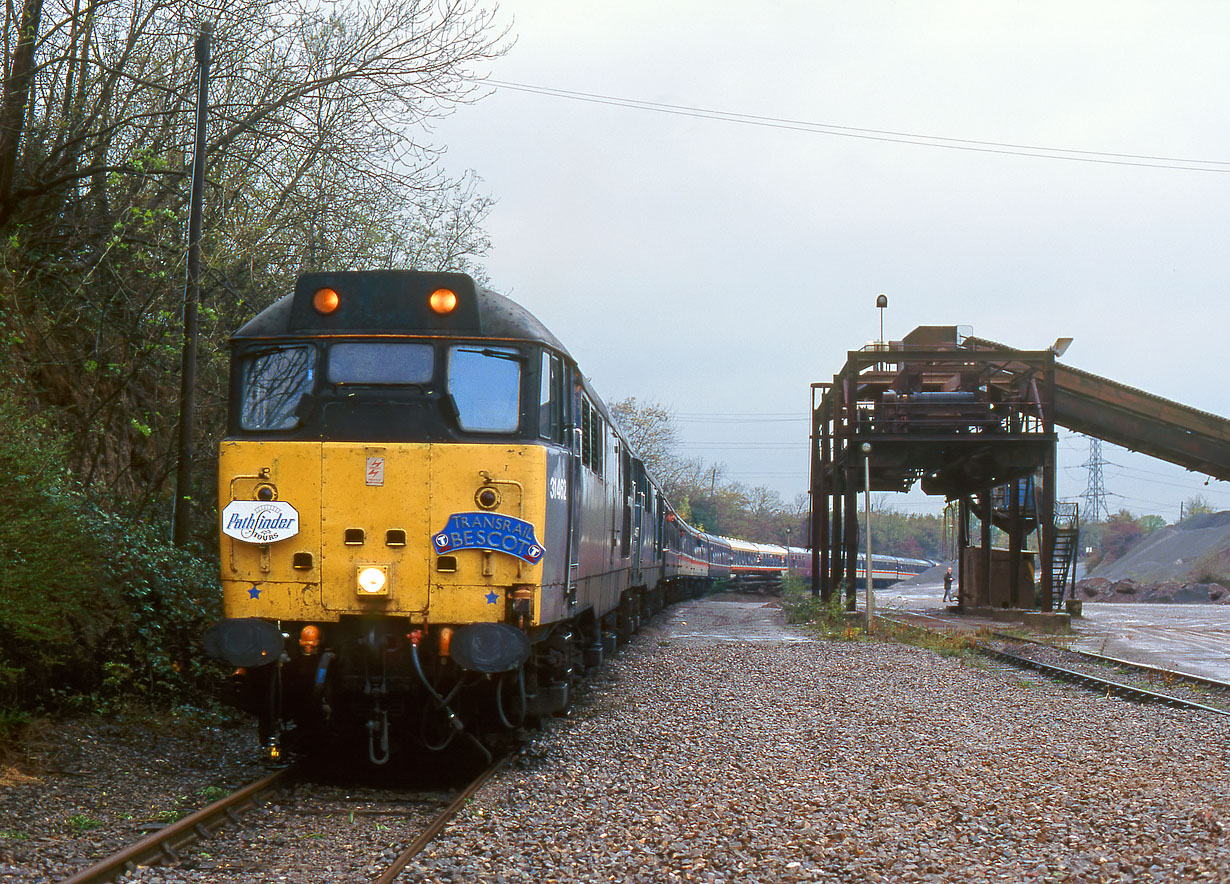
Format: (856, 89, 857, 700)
(408, 598, 1229, 883)
(0, 715, 264, 882)
(3, 594, 1228, 882)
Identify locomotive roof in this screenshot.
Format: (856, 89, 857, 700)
(231, 270, 571, 357)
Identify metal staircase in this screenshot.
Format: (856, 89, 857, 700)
(1049, 502, 1080, 609)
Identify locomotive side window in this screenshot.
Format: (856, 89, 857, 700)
(239, 345, 316, 431)
(327, 342, 432, 385)
(580, 399, 591, 466)
(593, 413, 604, 474)
(448, 345, 521, 433)
(538, 352, 564, 443)
(579, 396, 605, 475)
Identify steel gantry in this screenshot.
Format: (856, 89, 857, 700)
(809, 327, 1061, 611)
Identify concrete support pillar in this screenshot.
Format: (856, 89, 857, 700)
(957, 496, 970, 610)
(844, 469, 859, 611)
(981, 488, 993, 608)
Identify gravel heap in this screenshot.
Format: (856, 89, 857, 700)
(407, 603, 1230, 883)
(1091, 511, 1230, 585)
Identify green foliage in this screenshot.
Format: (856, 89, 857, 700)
(779, 577, 852, 632)
(864, 507, 945, 560)
(0, 707, 29, 745)
(1181, 495, 1217, 521)
(0, 394, 221, 713)
(1138, 514, 1167, 534)
(66, 814, 101, 832)
(872, 618, 983, 658)
(0, 398, 105, 696)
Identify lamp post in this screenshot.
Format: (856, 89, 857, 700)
(785, 526, 792, 587)
(876, 294, 888, 346)
(861, 442, 874, 631)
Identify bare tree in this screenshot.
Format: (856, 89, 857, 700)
(609, 397, 679, 481)
(398, 171, 494, 281)
(0, 0, 509, 511)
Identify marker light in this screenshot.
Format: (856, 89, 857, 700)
(299, 625, 320, 654)
(313, 287, 340, 314)
(429, 288, 458, 314)
(357, 566, 389, 595)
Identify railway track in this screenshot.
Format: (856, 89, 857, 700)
(878, 611, 1230, 716)
(58, 755, 509, 883)
(60, 767, 293, 883)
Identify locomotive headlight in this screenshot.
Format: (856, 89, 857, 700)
(429, 288, 458, 314)
(357, 565, 390, 596)
(313, 287, 340, 314)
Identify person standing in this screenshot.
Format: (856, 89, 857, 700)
(943, 567, 955, 603)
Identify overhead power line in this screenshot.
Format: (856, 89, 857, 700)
(487, 79, 1230, 173)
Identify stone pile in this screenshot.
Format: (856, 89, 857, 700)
(1076, 576, 1230, 604)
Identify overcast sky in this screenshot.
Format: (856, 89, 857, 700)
(431, 1, 1230, 523)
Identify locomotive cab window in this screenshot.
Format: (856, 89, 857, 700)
(327, 342, 433, 385)
(239, 345, 317, 431)
(448, 345, 522, 433)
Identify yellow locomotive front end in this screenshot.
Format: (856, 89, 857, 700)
(204, 271, 577, 763)
(219, 440, 550, 628)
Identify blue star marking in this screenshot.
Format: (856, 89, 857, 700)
(484, 590, 499, 605)
(248, 586, 262, 599)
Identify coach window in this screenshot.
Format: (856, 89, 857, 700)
(239, 345, 317, 431)
(448, 345, 522, 433)
(538, 352, 563, 442)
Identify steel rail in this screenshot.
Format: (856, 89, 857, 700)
(59, 766, 293, 884)
(980, 646, 1230, 716)
(989, 629, 1230, 693)
(373, 754, 510, 884)
(877, 613, 1230, 716)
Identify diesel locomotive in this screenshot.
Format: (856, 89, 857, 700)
(203, 270, 933, 764)
(204, 270, 716, 763)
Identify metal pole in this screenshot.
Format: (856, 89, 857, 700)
(810, 385, 822, 598)
(862, 442, 873, 631)
(172, 22, 212, 546)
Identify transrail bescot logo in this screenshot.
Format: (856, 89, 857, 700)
(432, 512, 544, 564)
(221, 500, 301, 543)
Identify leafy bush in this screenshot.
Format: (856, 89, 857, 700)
(0, 396, 221, 713)
(779, 576, 850, 627)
